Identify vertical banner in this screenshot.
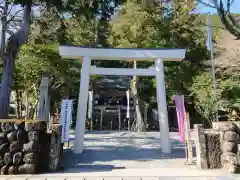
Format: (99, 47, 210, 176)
(88, 91, 93, 119)
(206, 13, 213, 52)
(60, 100, 73, 143)
(174, 95, 185, 143)
(126, 90, 130, 118)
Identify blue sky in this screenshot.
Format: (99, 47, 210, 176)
(197, 0, 240, 14)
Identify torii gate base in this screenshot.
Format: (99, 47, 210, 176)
(59, 46, 186, 154)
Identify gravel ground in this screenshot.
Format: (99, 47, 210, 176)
(54, 131, 238, 178)
(61, 131, 193, 170)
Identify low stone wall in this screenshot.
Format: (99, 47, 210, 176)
(213, 121, 240, 130)
(0, 120, 51, 175)
(195, 122, 240, 173)
(0, 120, 63, 175)
(218, 123, 240, 173)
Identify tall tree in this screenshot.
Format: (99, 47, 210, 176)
(0, 0, 61, 118)
(0, 2, 31, 118)
(110, 0, 208, 126)
(109, 0, 155, 131)
(0, 0, 104, 118)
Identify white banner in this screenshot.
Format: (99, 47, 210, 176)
(88, 91, 93, 119)
(126, 90, 130, 118)
(206, 13, 212, 52)
(60, 100, 73, 142)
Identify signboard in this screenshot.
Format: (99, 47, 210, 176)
(88, 91, 93, 119)
(126, 90, 130, 118)
(60, 100, 73, 142)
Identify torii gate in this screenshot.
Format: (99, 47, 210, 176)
(59, 46, 186, 154)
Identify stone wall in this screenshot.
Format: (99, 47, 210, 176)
(194, 124, 208, 169)
(0, 120, 51, 175)
(195, 122, 240, 173)
(218, 122, 240, 173)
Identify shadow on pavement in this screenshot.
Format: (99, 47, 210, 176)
(59, 137, 195, 173)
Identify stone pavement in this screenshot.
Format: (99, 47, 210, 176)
(0, 176, 239, 180)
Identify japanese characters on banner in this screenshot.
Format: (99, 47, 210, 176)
(60, 100, 73, 143)
(126, 90, 130, 118)
(88, 91, 93, 119)
(173, 95, 185, 143)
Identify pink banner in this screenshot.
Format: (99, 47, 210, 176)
(174, 95, 185, 142)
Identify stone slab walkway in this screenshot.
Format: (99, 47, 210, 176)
(0, 176, 239, 180)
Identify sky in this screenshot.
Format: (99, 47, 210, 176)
(196, 0, 240, 14)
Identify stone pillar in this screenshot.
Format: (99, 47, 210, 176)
(49, 124, 62, 171)
(37, 77, 51, 122)
(74, 56, 91, 154)
(194, 124, 208, 169)
(155, 58, 171, 153)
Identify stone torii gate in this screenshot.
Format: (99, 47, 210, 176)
(59, 46, 186, 154)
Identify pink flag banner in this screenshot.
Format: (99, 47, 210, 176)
(174, 95, 186, 142)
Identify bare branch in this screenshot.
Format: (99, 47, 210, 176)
(0, 5, 5, 14)
(6, 9, 24, 25)
(5, 29, 15, 37)
(7, 4, 14, 16)
(230, 0, 236, 6)
(196, 0, 216, 9)
(227, 0, 231, 12)
(52, 81, 62, 90)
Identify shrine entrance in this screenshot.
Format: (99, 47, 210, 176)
(59, 46, 186, 154)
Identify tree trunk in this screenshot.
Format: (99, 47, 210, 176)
(131, 60, 146, 132)
(0, 1, 8, 58)
(0, 4, 31, 118)
(215, 0, 240, 39)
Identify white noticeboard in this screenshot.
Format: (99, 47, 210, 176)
(60, 100, 73, 143)
(126, 90, 130, 118)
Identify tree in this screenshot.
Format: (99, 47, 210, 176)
(110, 0, 208, 129)
(0, 0, 109, 118)
(109, 1, 154, 131)
(197, 0, 240, 39)
(214, 0, 240, 39)
(13, 42, 82, 118)
(0, 3, 31, 118)
(0, 0, 65, 118)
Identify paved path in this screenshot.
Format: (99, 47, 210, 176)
(0, 176, 239, 180)
(62, 131, 189, 171)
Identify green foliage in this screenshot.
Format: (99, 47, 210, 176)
(191, 66, 240, 121)
(109, 0, 208, 104)
(14, 43, 81, 104)
(10, 0, 240, 124)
